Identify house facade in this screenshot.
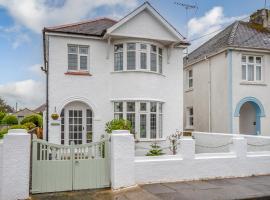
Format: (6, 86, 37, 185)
(184, 9, 270, 135)
(43, 2, 188, 145)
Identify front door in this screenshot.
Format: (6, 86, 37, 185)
(63, 101, 93, 145)
(68, 109, 84, 144)
(239, 102, 257, 135)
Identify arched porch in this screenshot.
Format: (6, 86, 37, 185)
(234, 97, 265, 135)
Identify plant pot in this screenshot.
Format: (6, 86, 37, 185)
(51, 113, 59, 120)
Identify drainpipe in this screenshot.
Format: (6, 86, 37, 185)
(42, 30, 49, 141)
(205, 56, 212, 132)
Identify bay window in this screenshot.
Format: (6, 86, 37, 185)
(68, 45, 89, 71)
(241, 55, 262, 82)
(113, 101, 163, 140)
(114, 42, 163, 74)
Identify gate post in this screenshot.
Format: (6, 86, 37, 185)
(1, 129, 31, 200)
(110, 130, 136, 190)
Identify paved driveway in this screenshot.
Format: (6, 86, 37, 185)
(31, 175, 270, 200)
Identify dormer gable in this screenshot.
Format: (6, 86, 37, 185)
(105, 2, 187, 45)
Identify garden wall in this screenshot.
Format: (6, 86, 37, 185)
(110, 131, 270, 190)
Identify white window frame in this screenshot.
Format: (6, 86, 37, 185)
(67, 44, 89, 72)
(113, 41, 163, 74)
(186, 107, 194, 129)
(139, 43, 148, 70)
(241, 55, 263, 82)
(186, 69, 193, 89)
(114, 44, 124, 71)
(113, 101, 163, 140)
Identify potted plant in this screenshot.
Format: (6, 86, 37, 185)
(51, 113, 59, 120)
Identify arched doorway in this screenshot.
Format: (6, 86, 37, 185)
(60, 101, 93, 145)
(234, 97, 265, 135)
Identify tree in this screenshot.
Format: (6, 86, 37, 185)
(21, 114, 43, 127)
(0, 112, 6, 123)
(0, 98, 13, 113)
(1, 115, 18, 125)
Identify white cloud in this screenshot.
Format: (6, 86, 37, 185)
(28, 64, 44, 77)
(0, 79, 45, 110)
(0, 0, 138, 33)
(0, 64, 45, 110)
(188, 6, 247, 51)
(0, 24, 31, 48)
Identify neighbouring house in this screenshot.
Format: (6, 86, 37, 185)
(43, 2, 188, 146)
(13, 108, 37, 123)
(33, 104, 46, 115)
(184, 9, 270, 135)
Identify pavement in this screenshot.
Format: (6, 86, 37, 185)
(31, 175, 270, 200)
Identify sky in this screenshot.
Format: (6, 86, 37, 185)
(0, 0, 267, 110)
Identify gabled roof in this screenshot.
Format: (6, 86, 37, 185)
(44, 18, 117, 37)
(34, 104, 46, 113)
(13, 108, 37, 117)
(105, 2, 186, 42)
(43, 2, 188, 45)
(186, 21, 270, 65)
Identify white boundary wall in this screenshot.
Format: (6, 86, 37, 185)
(0, 129, 31, 200)
(193, 132, 270, 153)
(111, 131, 270, 189)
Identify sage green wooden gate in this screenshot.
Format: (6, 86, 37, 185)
(31, 139, 110, 194)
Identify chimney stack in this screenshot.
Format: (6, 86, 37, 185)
(250, 9, 270, 29)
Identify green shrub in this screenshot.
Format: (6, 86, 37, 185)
(10, 124, 28, 130)
(23, 122, 36, 130)
(1, 115, 18, 125)
(146, 143, 164, 156)
(0, 128, 8, 139)
(21, 114, 42, 127)
(105, 119, 132, 134)
(0, 112, 6, 123)
(0, 124, 29, 140)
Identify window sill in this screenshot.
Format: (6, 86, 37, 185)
(111, 70, 165, 77)
(185, 126, 194, 130)
(240, 81, 267, 86)
(185, 88, 193, 92)
(65, 71, 92, 76)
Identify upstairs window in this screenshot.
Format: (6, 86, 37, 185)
(68, 45, 89, 71)
(127, 43, 136, 70)
(114, 42, 163, 74)
(140, 44, 147, 69)
(150, 45, 157, 72)
(186, 69, 193, 89)
(241, 55, 262, 82)
(114, 44, 123, 71)
(158, 48, 163, 73)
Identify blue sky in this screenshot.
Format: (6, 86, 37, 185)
(0, 0, 267, 109)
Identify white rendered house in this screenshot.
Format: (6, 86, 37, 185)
(184, 9, 270, 135)
(43, 2, 188, 145)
